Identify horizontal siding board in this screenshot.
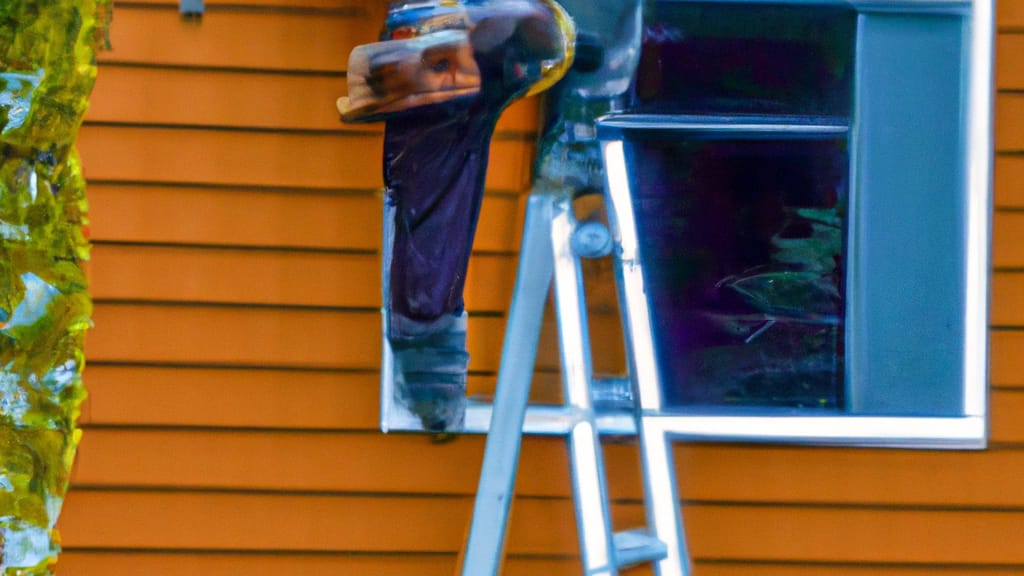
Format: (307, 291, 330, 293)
(993, 211, 1024, 268)
(57, 552, 459, 576)
(694, 565, 1024, 576)
(997, 35, 1024, 89)
(57, 552, 579, 576)
(89, 66, 349, 131)
(996, 93, 1024, 150)
(100, 6, 366, 72)
(991, 389, 1024, 441)
(685, 505, 1024, 565)
(670, 444, 1024, 508)
(995, 155, 1024, 208)
(80, 126, 388, 190)
(69, 427, 1024, 505)
(999, 3, 1024, 28)
(78, 125, 533, 192)
(58, 492, 1024, 563)
(90, 245, 384, 308)
(86, 185, 521, 253)
(990, 330, 1024, 387)
(58, 491, 588, 555)
(59, 491, 481, 553)
(990, 272, 1024, 325)
(87, 303, 446, 369)
(69, 429, 460, 492)
(76, 365, 559, 430)
(87, 64, 540, 134)
(87, 185, 384, 250)
(86, 303, 625, 374)
(89, 244, 517, 312)
(79, 365, 383, 430)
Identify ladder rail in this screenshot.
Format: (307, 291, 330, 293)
(638, 421, 691, 576)
(550, 196, 619, 576)
(602, 134, 693, 576)
(459, 194, 557, 576)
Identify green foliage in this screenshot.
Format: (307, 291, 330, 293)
(0, 1, 108, 574)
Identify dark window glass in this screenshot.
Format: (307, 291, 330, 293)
(636, 2, 856, 118)
(626, 135, 848, 409)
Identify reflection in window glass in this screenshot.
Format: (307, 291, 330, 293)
(627, 136, 848, 409)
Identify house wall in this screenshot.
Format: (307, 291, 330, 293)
(57, 1, 1024, 574)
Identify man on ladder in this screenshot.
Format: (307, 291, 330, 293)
(338, 1, 690, 573)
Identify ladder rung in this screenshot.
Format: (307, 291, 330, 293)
(613, 528, 668, 568)
(590, 376, 633, 411)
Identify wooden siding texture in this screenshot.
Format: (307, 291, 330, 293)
(57, 1, 1024, 574)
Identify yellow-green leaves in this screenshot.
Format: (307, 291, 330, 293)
(1, 1, 108, 573)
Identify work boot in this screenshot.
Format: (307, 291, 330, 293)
(391, 312, 470, 431)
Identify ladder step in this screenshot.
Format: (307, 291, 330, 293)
(613, 528, 668, 568)
(590, 376, 633, 410)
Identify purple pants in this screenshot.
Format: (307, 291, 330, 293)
(384, 101, 491, 340)
(384, 14, 563, 341)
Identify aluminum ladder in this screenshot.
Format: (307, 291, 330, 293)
(457, 191, 692, 575)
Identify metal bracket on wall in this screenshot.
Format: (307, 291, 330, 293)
(180, 0, 204, 18)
